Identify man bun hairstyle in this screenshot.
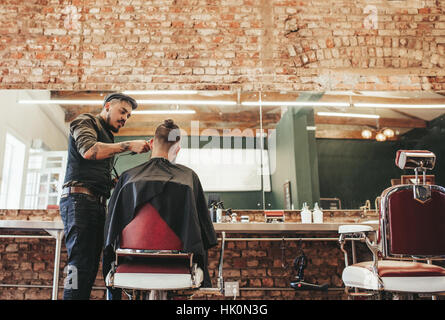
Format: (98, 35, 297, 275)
(163, 119, 176, 129)
(103, 92, 138, 110)
(155, 119, 181, 146)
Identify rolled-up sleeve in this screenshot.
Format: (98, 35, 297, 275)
(70, 117, 98, 157)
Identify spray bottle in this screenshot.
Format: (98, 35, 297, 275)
(216, 201, 224, 223)
(312, 202, 324, 223)
(209, 201, 217, 223)
(300, 202, 312, 223)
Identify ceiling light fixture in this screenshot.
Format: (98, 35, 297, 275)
(18, 99, 236, 106)
(131, 110, 196, 115)
(361, 127, 396, 141)
(136, 99, 236, 105)
(243, 101, 445, 109)
(18, 99, 103, 105)
(355, 103, 445, 109)
(242, 101, 350, 107)
(375, 132, 387, 142)
(382, 128, 395, 138)
(361, 129, 373, 139)
(122, 90, 199, 95)
(20, 99, 445, 109)
(317, 112, 380, 119)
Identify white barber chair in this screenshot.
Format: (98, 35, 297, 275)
(105, 202, 204, 300)
(338, 150, 445, 299)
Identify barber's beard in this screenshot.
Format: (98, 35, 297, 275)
(106, 114, 119, 133)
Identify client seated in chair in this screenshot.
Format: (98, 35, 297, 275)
(103, 119, 218, 299)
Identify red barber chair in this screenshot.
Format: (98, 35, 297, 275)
(338, 150, 445, 299)
(105, 203, 204, 300)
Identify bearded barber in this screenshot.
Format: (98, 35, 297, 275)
(59, 92, 150, 300)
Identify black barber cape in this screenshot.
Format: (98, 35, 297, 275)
(103, 157, 217, 287)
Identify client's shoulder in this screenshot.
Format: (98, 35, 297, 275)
(118, 161, 151, 180)
(173, 163, 197, 175)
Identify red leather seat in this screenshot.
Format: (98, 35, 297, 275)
(353, 261, 445, 278)
(106, 203, 203, 291)
(120, 202, 183, 250)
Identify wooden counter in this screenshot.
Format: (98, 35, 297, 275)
(213, 221, 379, 234)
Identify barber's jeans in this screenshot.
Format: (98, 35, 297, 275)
(60, 194, 106, 300)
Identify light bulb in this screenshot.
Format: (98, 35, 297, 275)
(383, 128, 395, 138)
(376, 132, 387, 141)
(361, 129, 372, 139)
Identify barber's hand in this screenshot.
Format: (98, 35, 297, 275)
(129, 140, 150, 154)
(112, 177, 119, 187)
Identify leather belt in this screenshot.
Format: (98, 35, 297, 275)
(61, 186, 107, 206)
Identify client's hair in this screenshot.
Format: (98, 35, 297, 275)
(154, 119, 181, 148)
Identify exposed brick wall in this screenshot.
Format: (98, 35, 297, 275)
(0, 209, 61, 221)
(0, 209, 374, 300)
(0, 209, 105, 299)
(1, 0, 445, 91)
(204, 234, 367, 300)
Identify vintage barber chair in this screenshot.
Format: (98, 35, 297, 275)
(105, 202, 205, 300)
(338, 150, 445, 299)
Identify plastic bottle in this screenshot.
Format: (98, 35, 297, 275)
(312, 202, 324, 223)
(209, 202, 217, 222)
(300, 202, 312, 223)
(216, 201, 223, 223)
(226, 208, 233, 223)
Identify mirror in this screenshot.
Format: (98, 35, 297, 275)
(0, 90, 263, 210)
(263, 91, 445, 210)
(1, 89, 445, 210)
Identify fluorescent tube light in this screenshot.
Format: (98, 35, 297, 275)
(18, 99, 103, 105)
(136, 100, 236, 105)
(122, 90, 199, 95)
(355, 103, 445, 109)
(317, 112, 380, 119)
(132, 110, 196, 115)
(242, 101, 350, 107)
(19, 99, 445, 109)
(18, 99, 236, 106)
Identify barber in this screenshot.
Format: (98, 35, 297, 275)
(59, 92, 150, 300)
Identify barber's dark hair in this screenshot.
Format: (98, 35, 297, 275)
(155, 119, 181, 146)
(103, 92, 138, 110)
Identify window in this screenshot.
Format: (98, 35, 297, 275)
(0, 132, 26, 209)
(24, 151, 67, 209)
